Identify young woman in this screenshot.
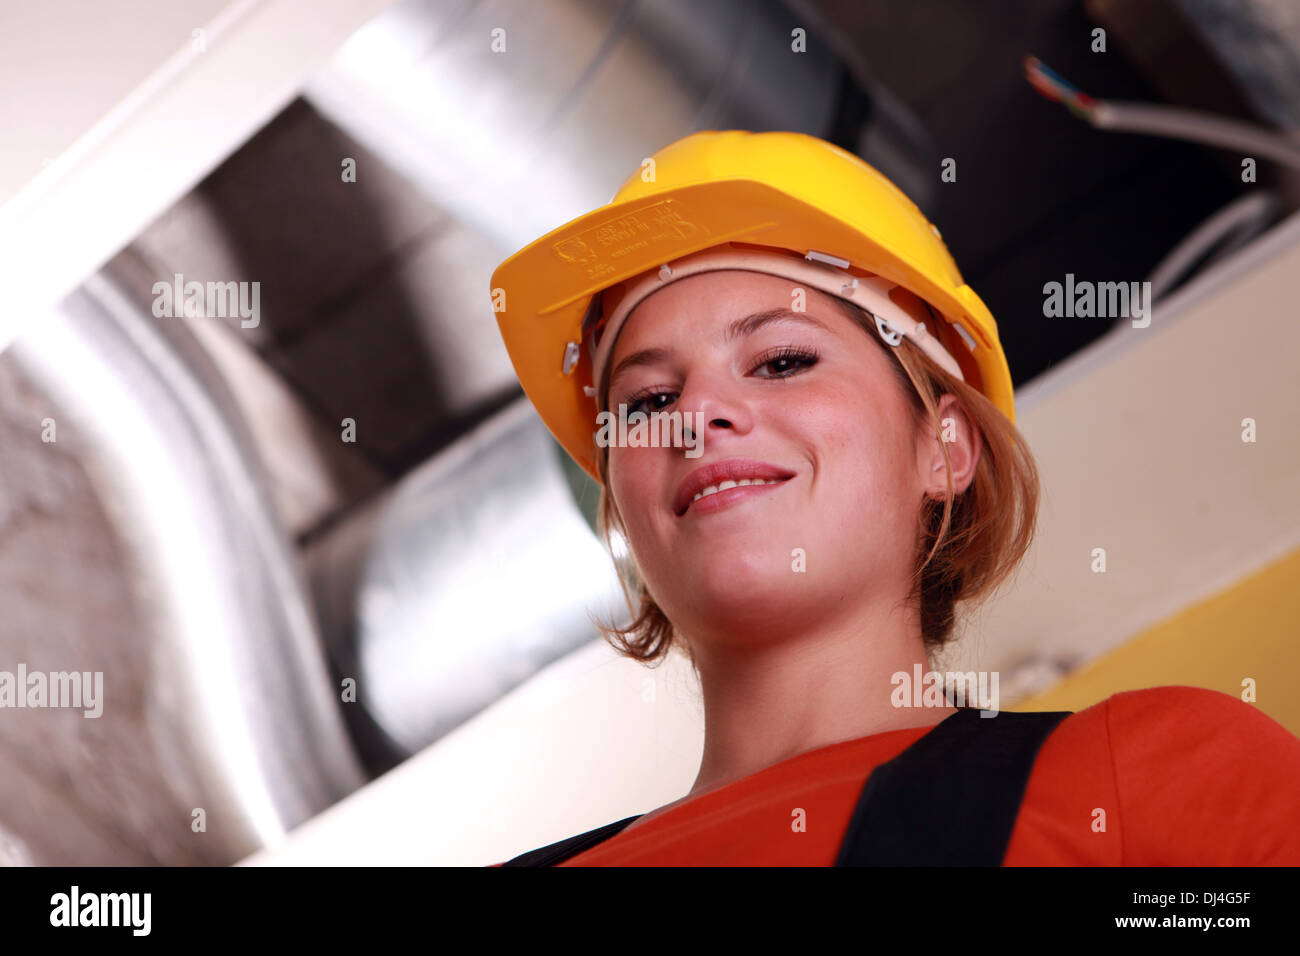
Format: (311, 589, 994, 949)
(487, 130, 1300, 866)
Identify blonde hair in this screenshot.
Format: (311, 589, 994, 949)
(591, 294, 1040, 665)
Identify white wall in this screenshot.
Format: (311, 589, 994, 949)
(0, 0, 397, 352)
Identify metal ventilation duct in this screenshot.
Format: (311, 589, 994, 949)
(0, 253, 365, 865)
(306, 398, 628, 766)
(303, 0, 935, 253)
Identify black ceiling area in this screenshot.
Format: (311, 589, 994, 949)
(803, 0, 1286, 386)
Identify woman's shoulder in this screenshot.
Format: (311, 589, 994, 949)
(1057, 684, 1300, 864)
(1095, 682, 1272, 714)
(1071, 683, 1296, 742)
(1058, 684, 1300, 768)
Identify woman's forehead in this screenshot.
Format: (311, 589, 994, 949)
(612, 270, 847, 352)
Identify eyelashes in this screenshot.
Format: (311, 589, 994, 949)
(618, 346, 821, 418)
(751, 345, 820, 378)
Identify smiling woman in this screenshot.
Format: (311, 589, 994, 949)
(592, 257, 1039, 666)
(487, 130, 1300, 867)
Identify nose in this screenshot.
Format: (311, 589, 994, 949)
(674, 364, 755, 444)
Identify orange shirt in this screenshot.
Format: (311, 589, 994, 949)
(493, 686, 1300, 865)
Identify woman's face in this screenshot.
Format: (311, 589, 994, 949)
(604, 269, 936, 647)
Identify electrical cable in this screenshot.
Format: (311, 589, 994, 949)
(1146, 190, 1281, 301)
(1024, 56, 1300, 170)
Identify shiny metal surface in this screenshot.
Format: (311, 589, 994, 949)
(306, 397, 627, 762)
(0, 254, 365, 864)
(303, 0, 924, 254)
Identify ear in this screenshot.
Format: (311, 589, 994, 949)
(917, 393, 981, 500)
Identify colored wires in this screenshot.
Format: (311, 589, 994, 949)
(1023, 55, 1300, 170)
(1024, 55, 1100, 121)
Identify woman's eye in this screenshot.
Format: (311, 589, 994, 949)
(617, 348, 819, 415)
(752, 347, 819, 378)
(622, 391, 676, 418)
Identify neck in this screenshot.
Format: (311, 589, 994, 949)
(683, 599, 953, 797)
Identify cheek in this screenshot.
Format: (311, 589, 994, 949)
(607, 449, 666, 552)
(608, 446, 654, 506)
(794, 376, 894, 468)
(797, 376, 917, 535)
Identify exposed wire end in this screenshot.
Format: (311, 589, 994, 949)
(1024, 55, 1099, 121)
(1024, 53, 1300, 170)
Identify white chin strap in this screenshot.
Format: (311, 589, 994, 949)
(586, 245, 966, 404)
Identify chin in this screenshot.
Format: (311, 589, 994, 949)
(682, 592, 812, 648)
(659, 557, 808, 638)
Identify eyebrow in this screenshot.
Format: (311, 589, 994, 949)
(607, 309, 833, 390)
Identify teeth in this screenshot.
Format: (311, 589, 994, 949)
(691, 477, 782, 503)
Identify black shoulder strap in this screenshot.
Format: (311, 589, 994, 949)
(835, 708, 1072, 866)
(499, 814, 643, 867)
(500, 708, 1071, 866)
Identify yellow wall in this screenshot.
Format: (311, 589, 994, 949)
(1019, 547, 1300, 736)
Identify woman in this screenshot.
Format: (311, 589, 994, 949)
(487, 130, 1300, 866)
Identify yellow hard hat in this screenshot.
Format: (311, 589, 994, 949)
(489, 129, 1014, 484)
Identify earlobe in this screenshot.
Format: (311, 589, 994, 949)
(922, 395, 980, 499)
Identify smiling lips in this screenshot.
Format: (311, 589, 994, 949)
(673, 458, 796, 516)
